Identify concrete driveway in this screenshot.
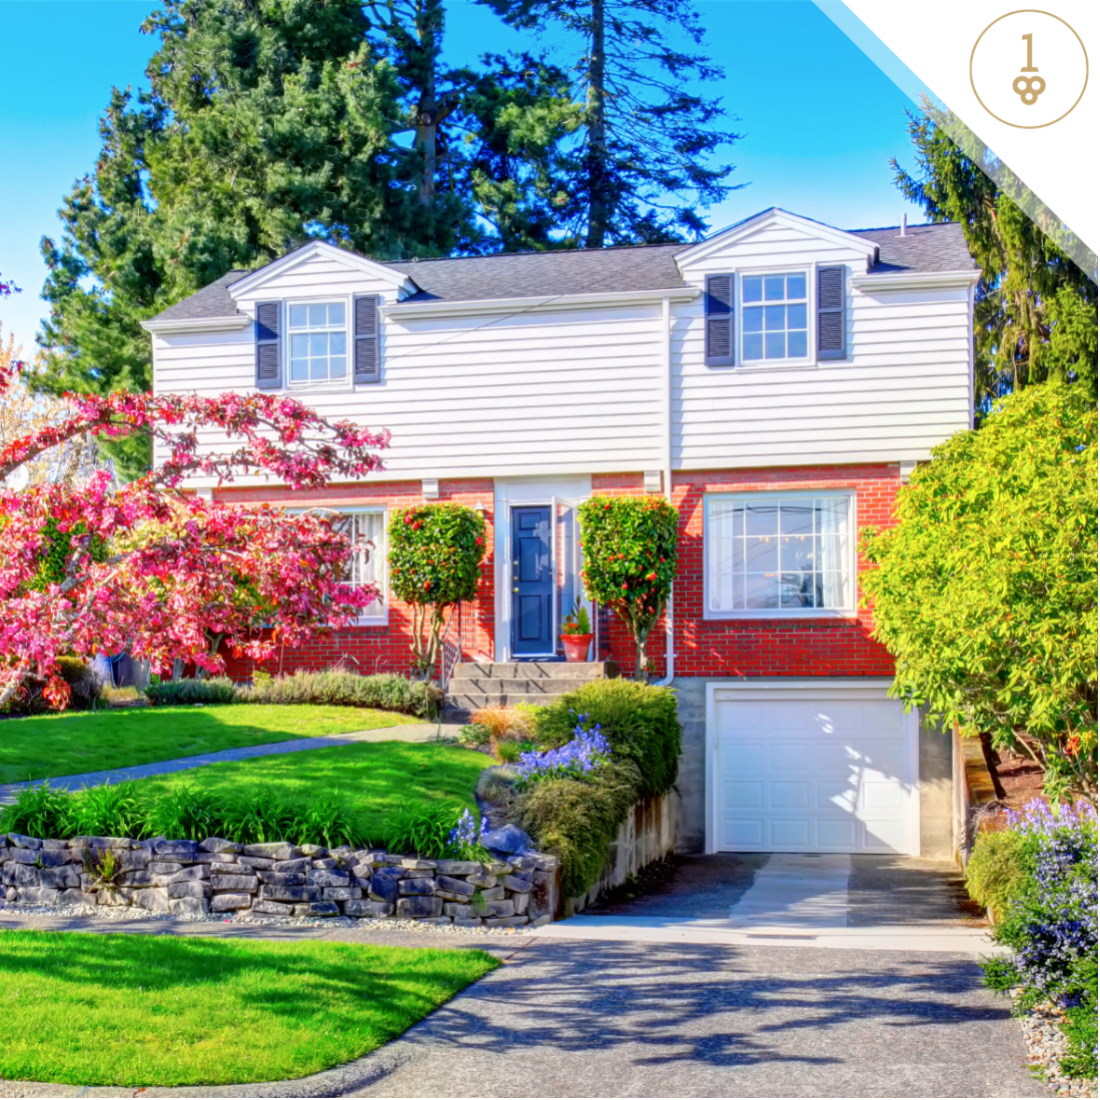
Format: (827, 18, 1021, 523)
(348, 855, 1042, 1098)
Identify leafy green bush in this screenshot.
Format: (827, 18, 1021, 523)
(1060, 956, 1098, 1080)
(65, 781, 147, 839)
(516, 761, 641, 899)
(535, 678, 681, 799)
(145, 677, 239, 707)
(861, 383, 1097, 803)
(0, 784, 71, 838)
(517, 680, 682, 898)
(382, 804, 484, 861)
(965, 829, 1028, 919)
(243, 669, 441, 718)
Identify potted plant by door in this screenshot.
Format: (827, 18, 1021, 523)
(560, 600, 594, 662)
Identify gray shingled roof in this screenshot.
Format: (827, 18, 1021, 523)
(388, 243, 686, 303)
(149, 219, 974, 324)
(849, 222, 976, 274)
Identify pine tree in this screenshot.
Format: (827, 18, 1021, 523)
(892, 103, 1097, 408)
(478, 0, 742, 246)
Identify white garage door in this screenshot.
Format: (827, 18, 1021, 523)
(709, 681, 918, 855)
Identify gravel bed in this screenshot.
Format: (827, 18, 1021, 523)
(0, 900, 536, 936)
(1020, 999, 1098, 1098)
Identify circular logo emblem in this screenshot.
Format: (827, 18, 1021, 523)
(970, 10, 1089, 129)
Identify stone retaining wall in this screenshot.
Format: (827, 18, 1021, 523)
(1, 832, 559, 928)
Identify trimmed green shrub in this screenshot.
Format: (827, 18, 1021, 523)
(244, 669, 441, 718)
(518, 680, 682, 898)
(516, 761, 641, 899)
(535, 678, 681, 799)
(145, 677, 238, 707)
(965, 829, 1028, 919)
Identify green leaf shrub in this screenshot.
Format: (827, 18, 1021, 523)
(145, 670, 441, 718)
(1060, 957, 1098, 1080)
(964, 829, 1028, 920)
(382, 804, 485, 861)
(861, 384, 1098, 802)
(516, 679, 682, 898)
(535, 679, 681, 799)
(145, 677, 238, 707)
(388, 504, 487, 677)
(577, 495, 678, 679)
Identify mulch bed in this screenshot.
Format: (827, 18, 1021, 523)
(982, 733, 1047, 812)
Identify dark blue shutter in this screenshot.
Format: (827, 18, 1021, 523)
(705, 274, 735, 367)
(354, 295, 381, 384)
(255, 301, 281, 389)
(817, 266, 846, 359)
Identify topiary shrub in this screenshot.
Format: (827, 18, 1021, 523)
(577, 495, 678, 679)
(387, 503, 486, 678)
(535, 678, 681, 799)
(145, 677, 239, 707)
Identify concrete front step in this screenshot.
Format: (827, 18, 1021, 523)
(445, 692, 569, 712)
(450, 661, 616, 682)
(448, 677, 595, 696)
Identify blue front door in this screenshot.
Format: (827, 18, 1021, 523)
(511, 506, 554, 657)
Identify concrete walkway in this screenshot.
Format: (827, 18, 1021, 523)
(0, 722, 466, 804)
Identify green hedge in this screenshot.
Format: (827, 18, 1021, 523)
(145, 670, 441, 719)
(516, 679, 682, 899)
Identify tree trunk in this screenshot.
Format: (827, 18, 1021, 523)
(584, 0, 608, 249)
(412, 0, 445, 209)
(633, 626, 649, 681)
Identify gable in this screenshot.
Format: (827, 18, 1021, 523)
(228, 241, 417, 303)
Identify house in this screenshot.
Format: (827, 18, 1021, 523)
(142, 207, 979, 861)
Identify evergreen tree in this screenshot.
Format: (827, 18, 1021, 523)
(478, 0, 742, 246)
(361, 0, 581, 252)
(892, 103, 1097, 409)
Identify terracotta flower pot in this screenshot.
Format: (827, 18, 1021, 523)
(561, 633, 593, 662)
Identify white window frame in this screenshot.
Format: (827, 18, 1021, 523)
(729, 263, 815, 370)
(301, 505, 388, 625)
(275, 294, 358, 394)
(702, 489, 858, 620)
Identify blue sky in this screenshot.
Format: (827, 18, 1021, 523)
(0, 0, 928, 353)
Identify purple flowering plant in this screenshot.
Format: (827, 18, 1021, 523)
(983, 799, 1097, 1018)
(447, 808, 491, 861)
(514, 713, 612, 790)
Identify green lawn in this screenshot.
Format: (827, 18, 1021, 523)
(129, 739, 488, 828)
(0, 930, 497, 1087)
(0, 704, 419, 785)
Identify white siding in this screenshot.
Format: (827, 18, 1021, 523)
(673, 223, 973, 469)
(154, 251, 666, 479)
(153, 220, 975, 481)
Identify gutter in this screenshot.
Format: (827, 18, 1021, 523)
(653, 293, 676, 689)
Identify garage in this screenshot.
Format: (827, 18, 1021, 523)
(706, 680, 919, 855)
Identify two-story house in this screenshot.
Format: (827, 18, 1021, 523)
(143, 206, 978, 861)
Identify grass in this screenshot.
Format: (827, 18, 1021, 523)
(0, 930, 497, 1087)
(0, 704, 419, 785)
(127, 740, 489, 837)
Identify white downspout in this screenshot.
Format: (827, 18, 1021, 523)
(654, 294, 675, 688)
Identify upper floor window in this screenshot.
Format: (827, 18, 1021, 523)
(288, 302, 347, 384)
(742, 273, 807, 362)
(332, 509, 387, 620)
(705, 492, 854, 616)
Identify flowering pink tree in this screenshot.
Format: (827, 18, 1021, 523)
(0, 297, 388, 709)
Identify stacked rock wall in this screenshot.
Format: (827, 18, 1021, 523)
(1, 832, 559, 927)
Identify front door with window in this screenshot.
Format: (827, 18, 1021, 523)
(511, 506, 554, 657)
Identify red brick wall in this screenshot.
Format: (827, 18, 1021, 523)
(214, 478, 495, 681)
(214, 465, 899, 683)
(592, 465, 900, 679)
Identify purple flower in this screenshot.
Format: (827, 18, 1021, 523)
(516, 719, 611, 787)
